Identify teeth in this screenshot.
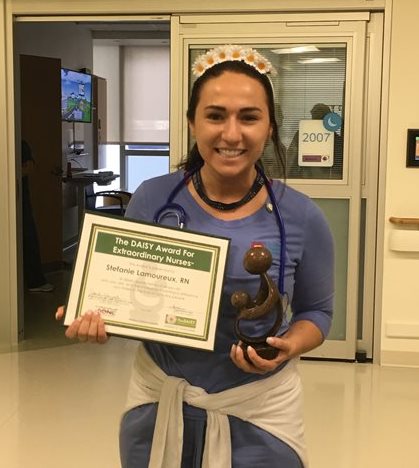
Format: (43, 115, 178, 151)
(218, 149, 244, 156)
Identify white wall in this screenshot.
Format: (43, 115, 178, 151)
(380, 0, 419, 365)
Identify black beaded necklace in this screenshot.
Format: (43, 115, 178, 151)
(192, 168, 265, 211)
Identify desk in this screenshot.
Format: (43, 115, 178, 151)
(62, 171, 119, 227)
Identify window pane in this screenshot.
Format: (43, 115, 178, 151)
(98, 143, 120, 173)
(314, 198, 349, 341)
(95, 144, 121, 196)
(127, 155, 169, 192)
(278, 44, 346, 180)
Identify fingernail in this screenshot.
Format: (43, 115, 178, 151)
(266, 337, 274, 344)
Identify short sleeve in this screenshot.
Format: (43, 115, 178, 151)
(290, 201, 335, 338)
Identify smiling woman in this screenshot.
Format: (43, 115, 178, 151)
(58, 45, 334, 468)
(120, 47, 333, 468)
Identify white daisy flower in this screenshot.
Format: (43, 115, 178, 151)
(230, 44, 245, 61)
(190, 45, 277, 77)
(192, 58, 207, 77)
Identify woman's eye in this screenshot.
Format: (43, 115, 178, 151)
(206, 113, 223, 121)
(241, 114, 259, 122)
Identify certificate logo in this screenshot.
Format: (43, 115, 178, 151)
(165, 314, 197, 329)
(165, 314, 177, 325)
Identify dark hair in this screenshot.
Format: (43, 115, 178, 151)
(180, 60, 285, 177)
(311, 103, 331, 120)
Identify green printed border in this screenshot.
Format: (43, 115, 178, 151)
(76, 223, 223, 342)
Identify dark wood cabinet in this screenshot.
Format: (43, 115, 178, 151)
(20, 54, 63, 268)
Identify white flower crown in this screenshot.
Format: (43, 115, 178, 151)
(191, 45, 277, 78)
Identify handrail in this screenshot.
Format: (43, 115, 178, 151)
(389, 217, 419, 225)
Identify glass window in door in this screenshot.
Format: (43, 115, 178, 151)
(189, 44, 347, 181)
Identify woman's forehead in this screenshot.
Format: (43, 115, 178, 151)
(198, 71, 269, 108)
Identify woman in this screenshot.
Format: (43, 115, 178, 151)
(58, 45, 334, 467)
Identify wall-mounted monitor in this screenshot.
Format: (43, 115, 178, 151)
(61, 68, 92, 123)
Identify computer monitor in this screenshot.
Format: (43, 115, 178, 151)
(61, 68, 92, 123)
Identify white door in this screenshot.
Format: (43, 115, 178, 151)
(170, 12, 384, 360)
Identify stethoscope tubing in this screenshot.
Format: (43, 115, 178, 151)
(153, 172, 191, 228)
(258, 169, 286, 295)
(153, 166, 286, 295)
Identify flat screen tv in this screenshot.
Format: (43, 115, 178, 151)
(61, 68, 92, 123)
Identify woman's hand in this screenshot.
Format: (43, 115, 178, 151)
(55, 306, 109, 344)
(230, 320, 324, 374)
(230, 336, 294, 374)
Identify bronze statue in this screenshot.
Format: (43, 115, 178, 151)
(231, 244, 286, 362)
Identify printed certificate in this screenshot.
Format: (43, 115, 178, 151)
(64, 212, 230, 350)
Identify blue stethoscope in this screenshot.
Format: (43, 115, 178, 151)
(152, 166, 286, 295)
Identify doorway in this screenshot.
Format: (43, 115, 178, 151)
(169, 12, 384, 360)
(14, 18, 171, 347)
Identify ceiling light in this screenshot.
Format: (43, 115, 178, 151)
(298, 58, 341, 64)
(271, 45, 320, 54)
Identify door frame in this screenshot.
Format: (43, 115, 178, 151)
(170, 12, 374, 360)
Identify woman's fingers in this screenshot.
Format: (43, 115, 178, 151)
(65, 316, 83, 339)
(97, 316, 109, 344)
(230, 343, 266, 375)
(55, 305, 65, 320)
(64, 310, 109, 344)
(88, 311, 108, 344)
(230, 340, 288, 374)
(87, 312, 100, 343)
(245, 345, 281, 372)
(76, 312, 91, 341)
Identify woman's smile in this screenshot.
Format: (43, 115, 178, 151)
(216, 148, 247, 157)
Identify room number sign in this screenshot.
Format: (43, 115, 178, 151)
(298, 120, 334, 167)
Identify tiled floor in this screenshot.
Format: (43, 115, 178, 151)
(1, 269, 419, 468)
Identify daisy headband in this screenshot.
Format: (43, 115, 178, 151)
(191, 45, 277, 78)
